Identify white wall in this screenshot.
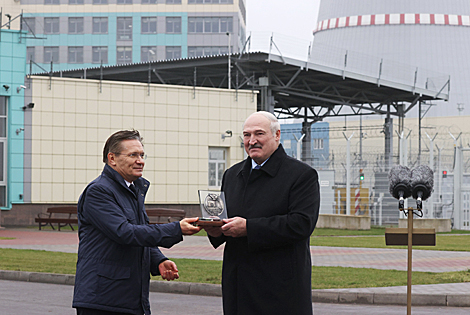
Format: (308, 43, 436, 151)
(27, 76, 256, 204)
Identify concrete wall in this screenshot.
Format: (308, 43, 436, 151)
(316, 214, 371, 230)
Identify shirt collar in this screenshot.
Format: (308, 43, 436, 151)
(251, 158, 269, 169)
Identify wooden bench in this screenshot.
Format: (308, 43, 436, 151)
(35, 206, 78, 231)
(145, 208, 186, 224)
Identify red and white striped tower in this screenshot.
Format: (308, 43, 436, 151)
(312, 0, 470, 118)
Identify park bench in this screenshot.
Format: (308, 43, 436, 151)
(35, 206, 78, 231)
(145, 208, 186, 224)
(35, 207, 185, 231)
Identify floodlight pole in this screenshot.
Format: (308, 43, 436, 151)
(343, 132, 354, 214)
(227, 32, 231, 89)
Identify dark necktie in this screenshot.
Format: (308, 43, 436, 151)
(254, 164, 261, 170)
(129, 184, 138, 196)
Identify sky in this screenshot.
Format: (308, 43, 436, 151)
(246, 0, 322, 44)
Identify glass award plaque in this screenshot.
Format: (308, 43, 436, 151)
(197, 190, 227, 227)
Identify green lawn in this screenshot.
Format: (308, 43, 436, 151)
(310, 228, 470, 251)
(1, 248, 470, 289)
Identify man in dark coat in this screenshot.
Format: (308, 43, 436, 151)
(204, 111, 320, 315)
(73, 130, 201, 315)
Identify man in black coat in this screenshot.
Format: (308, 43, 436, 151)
(204, 111, 320, 315)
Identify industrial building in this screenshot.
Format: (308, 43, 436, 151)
(2, 0, 246, 71)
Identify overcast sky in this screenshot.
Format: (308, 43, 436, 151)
(246, 0, 322, 43)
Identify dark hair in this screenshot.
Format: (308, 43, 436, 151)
(103, 130, 143, 164)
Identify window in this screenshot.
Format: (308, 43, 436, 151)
(92, 17, 108, 34)
(93, 0, 108, 3)
(22, 17, 35, 34)
(165, 46, 181, 59)
(117, 46, 132, 64)
(142, 0, 157, 3)
(314, 138, 324, 150)
(69, 0, 84, 4)
(44, 18, 60, 34)
(117, 17, 133, 40)
(68, 46, 83, 63)
(44, 0, 60, 4)
(92, 46, 108, 64)
(188, 46, 229, 57)
(117, 0, 132, 3)
(44, 46, 59, 63)
(26, 47, 35, 63)
(166, 17, 181, 34)
(141, 17, 157, 34)
(0, 97, 7, 207)
(188, 0, 233, 3)
(68, 17, 84, 34)
(188, 17, 232, 33)
(141, 46, 157, 62)
(208, 148, 226, 187)
(166, 0, 181, 3)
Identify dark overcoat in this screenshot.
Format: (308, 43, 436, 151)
(73, 164, 183, 315)
(209, 145, 320, 315)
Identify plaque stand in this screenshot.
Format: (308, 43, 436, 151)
(385, 208, 436, 315)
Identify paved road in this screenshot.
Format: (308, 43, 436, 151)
(2, 280, 470, 315)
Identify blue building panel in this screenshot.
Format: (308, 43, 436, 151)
(22, 10, 195, 70)
(280, 122, 329, 169)
(0, 29, 27, 209)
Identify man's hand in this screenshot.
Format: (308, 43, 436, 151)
(203, 225, 223, 238)
(221, 217, 247, 238)
(159, 260, 179, 281)
(180, 217, 202, 235)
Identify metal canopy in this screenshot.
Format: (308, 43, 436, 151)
(37, 52, 448, 123)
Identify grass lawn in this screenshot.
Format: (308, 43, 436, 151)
(310, 231, 470, 251)
(1, 248, 470, 289)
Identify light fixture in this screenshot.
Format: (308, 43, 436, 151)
(17, 85, 27, 93)
(16, 128, 24, 135)
(2, 85, 9, 91)
(5, 14, 11, 29)
(22, 102, 34, 110)
(221, 130, 233, 140)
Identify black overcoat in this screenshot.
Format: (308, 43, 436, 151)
(210, 145, 320, 315)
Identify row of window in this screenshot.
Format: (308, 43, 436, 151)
(23, 16, 233, 37)
(28, 45, 230, 64)
(44, 0, 232, 4)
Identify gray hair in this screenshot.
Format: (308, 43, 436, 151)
(244, 111, 280, 136)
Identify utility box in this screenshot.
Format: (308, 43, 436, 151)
(318, 170, 335, 214)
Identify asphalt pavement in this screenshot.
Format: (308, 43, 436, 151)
(2, 280, 470, 315)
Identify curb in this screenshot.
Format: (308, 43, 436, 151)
(311, 290, 470, 307)
(1, 270, 470, 307)
(0, 270, 221, 297)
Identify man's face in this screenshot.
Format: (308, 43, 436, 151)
(243, 114, 280, 165)
(108, 139, 145, 182)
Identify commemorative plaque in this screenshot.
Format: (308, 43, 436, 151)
(197, 190, 227, 227)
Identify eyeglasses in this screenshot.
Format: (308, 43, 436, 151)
(114, 152, 147, 160)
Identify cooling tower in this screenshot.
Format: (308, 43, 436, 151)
(312, 0, 470, 117)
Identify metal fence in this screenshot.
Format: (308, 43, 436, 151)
(311, 142, 462, 227)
